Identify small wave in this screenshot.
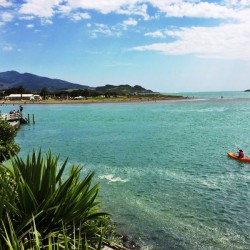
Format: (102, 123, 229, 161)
(99, 174, 128, 183)
(197, 107, 227, 113)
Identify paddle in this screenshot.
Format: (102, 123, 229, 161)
(235, 143, 240, 151)
(235, 144, 246, 158)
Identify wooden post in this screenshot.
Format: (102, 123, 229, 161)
(32, 114, 35, 124)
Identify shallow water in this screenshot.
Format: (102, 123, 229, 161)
(1, 92, 250, 249)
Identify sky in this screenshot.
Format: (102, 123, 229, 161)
(1, 0, 250, 93)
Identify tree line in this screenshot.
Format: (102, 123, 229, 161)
(1, 86, 130, 99)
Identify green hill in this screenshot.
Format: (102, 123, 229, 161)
(95, 84, 153, 95)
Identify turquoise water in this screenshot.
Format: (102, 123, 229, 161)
(174, 91, 250, 100)
(1, 92, 250, 249)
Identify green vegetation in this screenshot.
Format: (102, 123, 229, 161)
(4, 85, 31, 96)
(0, 150, 116, 249)
(55, 84, 154, 99)
(3, 84, 157, 100)
(95, 84, 152, 95)
(0, 71, 185, 102)
(39, 87, 50, 99)
(0, 120, 20, 163)
(0, 71, 161, 100)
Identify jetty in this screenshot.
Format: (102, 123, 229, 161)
(0, 112, 29, 124)
(0, 112, 33, 129)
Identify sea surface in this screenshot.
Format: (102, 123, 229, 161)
(1, 91, 250, 250)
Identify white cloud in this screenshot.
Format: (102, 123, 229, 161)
(91, 23, 121, 37)
(19, 16, 35, 20)
(1, 12, 13, 22)
(57, 4, 72, 14)
(2, 0, 250, 63)
(6, 0, 250, 24)
(0, 0, 248, 24)
(19, 0, 149, 20)
(17, 0, 149, 23)
(41, 18, 53, 25)
(0, 0, 12, 7)
(71, 12, 91, 21)
(225, 0, 250, 7)
(122, 17, 138, 29)
(58, 3, 91, 21)
(149, 0, 237, 19)
(26, 23, 34, 28)
(65, 0, 139, 14)
(131, 21, 250, 61)
(144, 30, 165, 38)
(117, 3, 149, 20)
(123, 17, 138, 26)
(2, 44, 13, 51)
(19, 0, 63, 18)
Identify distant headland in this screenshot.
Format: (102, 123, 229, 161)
(0, 70, 187, 103)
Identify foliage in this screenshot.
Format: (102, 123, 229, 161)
(0, 216, 122, 250)
(0, 216, 105, 250)
(0, 120, 20, 162)
(0, 150, 111, 249)
(4, 86, 30, 96)
(95, 84, 152, 96)
(39, 87, 50, 99)
(70, 89, 89, 98)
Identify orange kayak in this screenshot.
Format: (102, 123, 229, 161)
(227, 152, 250, 163)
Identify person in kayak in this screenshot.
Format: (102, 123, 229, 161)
(238, 149, 244, 158)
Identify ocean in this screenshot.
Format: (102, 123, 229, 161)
(1, 91, 250, 249)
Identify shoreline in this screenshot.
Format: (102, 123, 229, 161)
(1, 95, 190, 105)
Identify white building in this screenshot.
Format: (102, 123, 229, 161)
(5, 94, 42, 101)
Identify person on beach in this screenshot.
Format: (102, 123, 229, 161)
(238, 149, 244, 158)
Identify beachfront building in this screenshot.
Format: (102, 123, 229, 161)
(5, 94, 42, 101)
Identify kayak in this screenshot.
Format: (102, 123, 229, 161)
(227, 152, 250, 163)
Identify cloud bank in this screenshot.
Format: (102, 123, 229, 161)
(1, 0, 250, 61)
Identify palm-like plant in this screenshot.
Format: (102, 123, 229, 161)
(0, 150, 110, 249)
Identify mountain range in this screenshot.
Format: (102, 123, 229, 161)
(0, 71, 152, 94)
(0, 71, 89, 91)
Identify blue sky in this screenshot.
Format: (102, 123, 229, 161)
(1, 0, 250, 92)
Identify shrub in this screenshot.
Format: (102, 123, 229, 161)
(0, 120, 20, 163)
(0, 150, 110, 249)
